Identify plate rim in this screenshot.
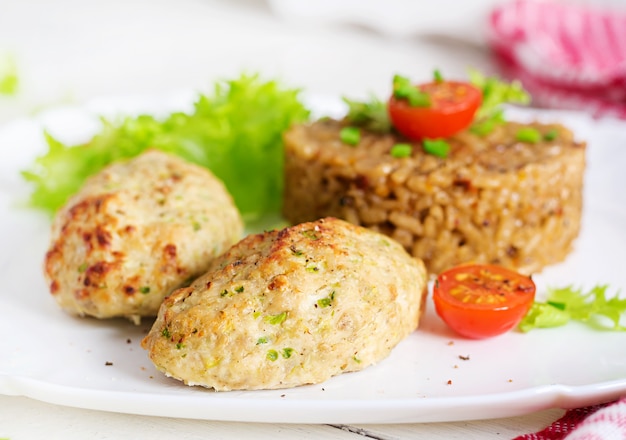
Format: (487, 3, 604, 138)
(1, 92, 625, 424)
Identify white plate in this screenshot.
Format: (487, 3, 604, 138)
(0, 93, 625, 424)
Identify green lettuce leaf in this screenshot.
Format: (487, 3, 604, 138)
(21, 74, 310, 219)
(468, 68, 531, 120)
(0, 54, 18, 95)
(342, 95, 391, 133)
(518, 285, 626, 332)
(468, 68, 530, 135)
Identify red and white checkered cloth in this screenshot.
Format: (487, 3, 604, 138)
(488, 0, 626, 119)
(514, 397, 626, 439)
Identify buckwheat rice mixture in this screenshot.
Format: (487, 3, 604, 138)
(283, 119, 586, 275)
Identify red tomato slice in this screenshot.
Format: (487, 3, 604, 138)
(388, 81, 482, 140)
(432, 264, 536, 339)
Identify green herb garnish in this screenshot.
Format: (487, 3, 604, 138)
(544, 129, 558, 141)
(256, 336, 268, 345)
(343, 69, 530, 140)
(390, 143, 412, 158)
(317, 291, 336, 308)
(392, 74, 430, 107)
(78, 263, 88, 273)
(340, 126, 361, 146)
(342, 96, 391, 133)
(422, 139, 450, 158)
(519, 285, 626, 332)
(469, 109, 506, 136)
(21, 73, 310, 218)
(139, 286, 150, 294)
(469, 68, 531, 119)
(301, 229, 320, 240)
(281, 348, 294, 359)
(468, 68, 530, 136)
(161, 328, 171, 338)
(265, 312, 287, 325)
(516, 127, 542, 143)
(433, 69, 444, 83)
(266, 349, 278, 361)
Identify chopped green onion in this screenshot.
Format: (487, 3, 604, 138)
(317, 291, 336, 308)
(265, 311, 287, 325)
(256, 336, 268, 345)
(317, 297, 332, 308)
(390, 143, 412, 158)
(392, 75, 413, 98)
(281, 348, 294, 359)
(433, 69, 444, 83)
(78, 263, 88, 273)
(516, 127, 542, 143)
(392, 74, 430, 107)
(140, 286, 150, 294)
(406, 90, 430, 107)
(266, 349, 278, 361)
(544, 129, 558, 141)
(301, 229, 320, 240)
(340, 126, 360, 146)
(423, 139, 451, 158)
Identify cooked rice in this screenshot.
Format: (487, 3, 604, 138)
(282, 119, 586, 275)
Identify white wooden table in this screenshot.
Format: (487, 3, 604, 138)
(0, 0, 572, 437)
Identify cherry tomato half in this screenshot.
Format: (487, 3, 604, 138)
(432, 264, 536, 339)
(388, 81, 482, 140)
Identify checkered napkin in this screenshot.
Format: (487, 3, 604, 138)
(513, 397, 626, 439)
(487, 0, 626, 119)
